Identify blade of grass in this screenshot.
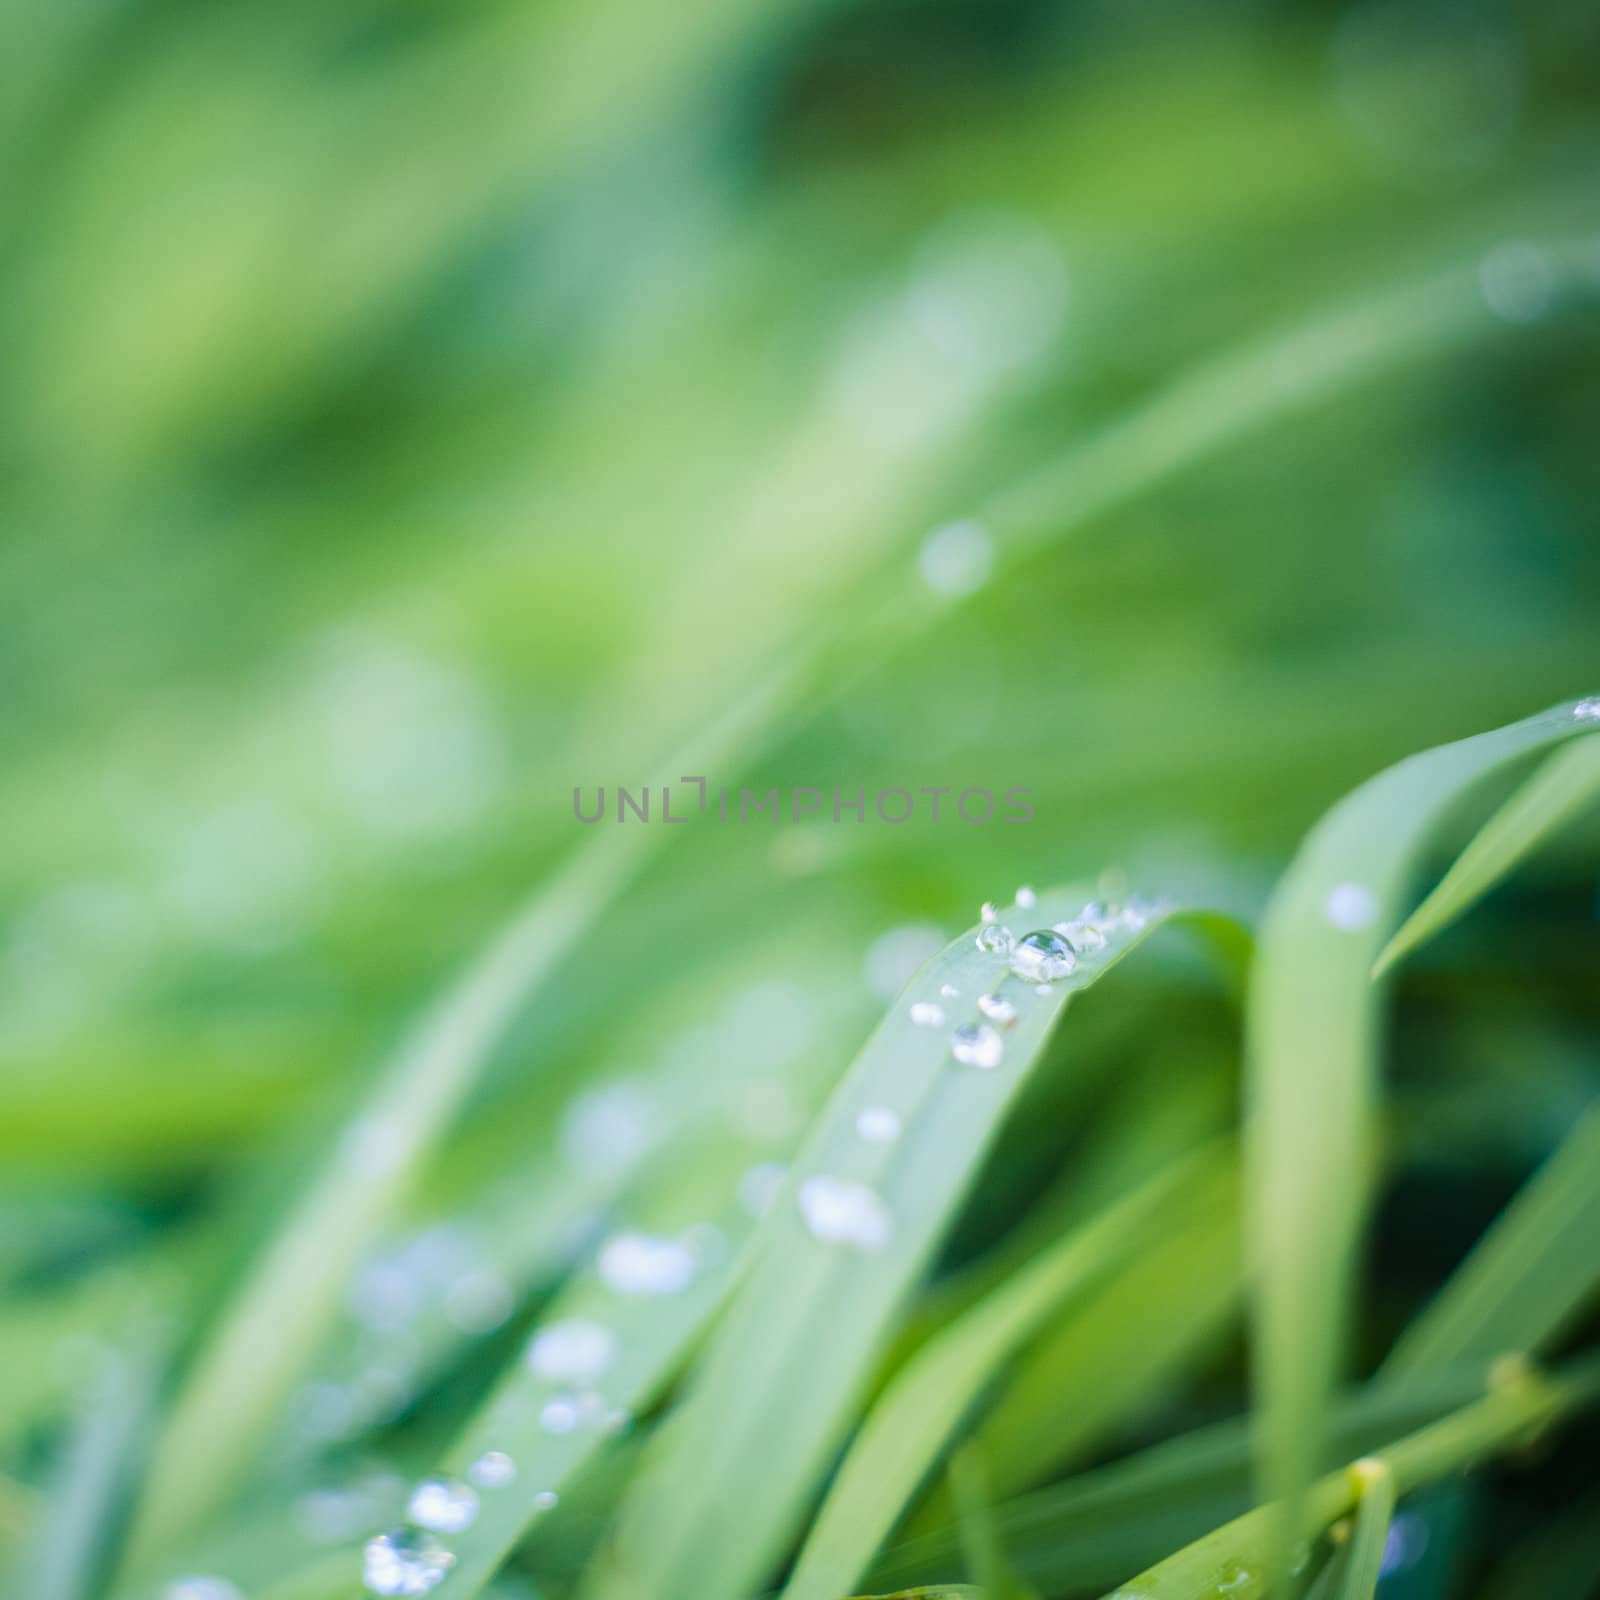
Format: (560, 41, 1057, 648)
(394, 1130, 764, 1599)
(1247, 702, 1598, 1547)
(782, 1149, 1236, 1600)
(132, 230, 1596, 1557)
(1381, 1101, 1600, 1376)
(948, 1446, 1038, 1600)
(973, 1168, 1242, 1501)
(1331, 1460, 1395, 1600)
(15, 1339, 161, 1600)
(589, 891, 1240, 1600)
(127, 661, 798, 1557)
(1376, 733, 1600, 975)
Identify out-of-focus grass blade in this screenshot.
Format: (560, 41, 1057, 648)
(1247, 702, 1597, 1540)
(947, 1446, 1038, 1600)
(870, 1370, 1483, 1597)
(591, 891, 1238, 1600)
(973, 1163, 1242, 1500)
(127, 660, 799, 1557)
(783, 1149, 1234, 1600)
(399, 1131, 761, 1599)
(1332, 1460, 1395, 1600)
(14, 1340, 160, 1600)
(1381, 1102, 1600, 1376)
(1376, 733, 1600, 975)
(121, 221, 1598, 1557)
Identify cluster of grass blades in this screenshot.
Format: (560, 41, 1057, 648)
(11, 697, 1598, 1600)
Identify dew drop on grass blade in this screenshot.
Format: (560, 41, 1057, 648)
(586, 890, 1232, 1600)
(781, 1148, 1238, 1600)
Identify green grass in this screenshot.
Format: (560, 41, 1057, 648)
(4, 6, 1600, 1600)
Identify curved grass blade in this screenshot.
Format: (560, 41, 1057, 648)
(782, 1149, 1236, 1600)
(590, 891, 1237, 1600)
(1375, 732, 1600, 975)
(1381, 1101, 1600, 1376)
(1247, 701, 1598, 1543)
(1330, 1460, 1395, 1600)
(129, 235, 1598, 1556)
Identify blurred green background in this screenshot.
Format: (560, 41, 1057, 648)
(1, 0, 1598, 1594)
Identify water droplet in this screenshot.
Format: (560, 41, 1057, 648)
(950, 1021, 1004, 1069)
(908, 1000, 946, 1027)
(444, 1268, 513, 1334)
(468, 1451, 516, 1489)
(532, 1489, 560, 1512)
(918, 520, 994, 598)
(1009, 929, 1076, 983)
(975, 924, 1015, 955)
(1057, 919, 1106, 953)
(1015, 885, 1037, 908)
(1325, 882, 1379, 931)
(798, 1175, 895, 1251)
(407, 1477, 478, 1534)
(939, 982, 959, 997)
(363, 1528, 454, 1596)
(1574, 696, 1600, 722)
(562, 1080, 657, 1175)
(597, 1231, 696, 1296)
(980, 901, 1000, 923)
(540, 1394, 582, 1434)
(739, 1161, 787, 1217)
(856, 1105, 902, 1144)
(526, 1318, 617, 1384)
(165, 1581, 245, 1600)
(601, 1406, 632, 1435)
(976, 993, 1017, 1025)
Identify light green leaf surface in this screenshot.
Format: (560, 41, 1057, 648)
(128, 236, 1594, 1556)
(592, 891, 1233, 1600)
(975, 1166, 1242, 1500)
(783, 1149, 1236, 1600)
(1246, 702, 1598, 1538)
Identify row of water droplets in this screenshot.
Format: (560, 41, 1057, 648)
(796, 887, 1157, 1258)
(359, 1222, 715, 1593)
